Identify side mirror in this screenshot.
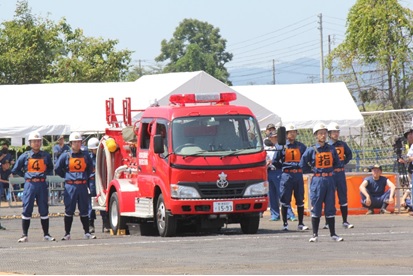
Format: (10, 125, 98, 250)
(277, 126, 286, 146)
(153, 135, 164, 154)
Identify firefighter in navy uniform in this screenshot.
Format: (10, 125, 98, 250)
(273, 124, 308, 231)
(55, 132, 96, 240)
(265, 130, 282, 221)
(10, 131, 55, 242)
(87, 137, 110, 233)
(322, 122, 354, 230)
(300, 123, 343, 242)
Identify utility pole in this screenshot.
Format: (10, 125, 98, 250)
(308, 75, 317, 83)
(318, 13, 324, 83)
(272, 59, 276, 85)
(328, 35, 332, 82)
(138, 59, 142, 76)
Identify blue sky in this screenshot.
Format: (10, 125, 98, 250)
(1, 0, 413, 84)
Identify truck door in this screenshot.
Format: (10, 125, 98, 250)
(152, 120, 169, 182)
(137, 119, 154, 197)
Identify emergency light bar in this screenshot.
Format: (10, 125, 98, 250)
(169, 92, 237, 105)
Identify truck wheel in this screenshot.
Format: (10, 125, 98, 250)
(240, 213, 260, 234)
(156, 194, 177, 237)
(109, 192, 127, 235)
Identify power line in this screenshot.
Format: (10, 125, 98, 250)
(229, 25, 316, 56)
(228, 15, 316, 48)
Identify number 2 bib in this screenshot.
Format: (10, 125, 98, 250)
(335, 146, 345, 161)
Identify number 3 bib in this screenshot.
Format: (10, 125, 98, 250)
(69, 157, 86, 172)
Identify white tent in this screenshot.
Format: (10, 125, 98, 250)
(131, 71, 282, 129)
(0, 82, 139, 139)
(232, 82, 365, 132)
(0, 71, 282, 140)
(0, 73, 362, 142)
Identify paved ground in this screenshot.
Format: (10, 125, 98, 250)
(1, 203, 413, 275)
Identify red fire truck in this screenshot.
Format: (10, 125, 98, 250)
(93, 92, 269, 237)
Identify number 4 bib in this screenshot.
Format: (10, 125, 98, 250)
(27, 158, 46, 173)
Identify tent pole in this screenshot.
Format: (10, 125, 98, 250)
(51, 135, 55, 174)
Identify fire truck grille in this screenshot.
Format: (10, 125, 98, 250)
(197, 182, 246, 199)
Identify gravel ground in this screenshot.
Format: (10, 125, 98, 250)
(1, 204, 413, 275)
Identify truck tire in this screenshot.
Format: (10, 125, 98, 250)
(240, 213, 260, 234)
(109, 192, 127, 235)
(156, 194, 177, 237)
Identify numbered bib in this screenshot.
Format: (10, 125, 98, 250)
(27, 158, 46, 173)
(69, 157, 86, 172)
(285, 148, 301, 163)
(315, 152, 333, 168)
(335, 146, 345, 161)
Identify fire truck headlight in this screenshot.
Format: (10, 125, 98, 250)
(243, 181, 268, 196)
(170, 184, 201, 199)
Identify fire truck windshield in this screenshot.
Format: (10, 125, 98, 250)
(171, 115, 263, 156)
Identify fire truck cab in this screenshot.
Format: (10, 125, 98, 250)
(93, 92, 269, 237)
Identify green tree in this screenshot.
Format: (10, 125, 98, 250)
(0, 0, 132, 84)
(326, 0, 413, 110)
(46, 27, 132, 82)
(155, 19, 233, 85)
(0, 1, 62, 84)
(126, 61, 164, 82)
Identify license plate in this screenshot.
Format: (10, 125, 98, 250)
(213, 201, 233, 213)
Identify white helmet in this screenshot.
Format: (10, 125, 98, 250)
(28, 131, 42, 141)
(285, 124, 296, 132)
(327, 122, 340, 132)
(69, 132, 82, 142)
(313, 122, 328, 134)
(87, 137, 100, 149)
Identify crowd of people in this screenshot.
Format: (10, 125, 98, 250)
(264, 121, 403, 242)
(0, 131, 103, 241)
(0, 122, 410, 242)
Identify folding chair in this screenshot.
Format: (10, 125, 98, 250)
(8, 177, 25, 207)
(46, 175, 65, 206)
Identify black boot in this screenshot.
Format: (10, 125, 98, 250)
(22, 219, 30, 237)
(89, 219, 95, 233)
(101, 211, 110, 233)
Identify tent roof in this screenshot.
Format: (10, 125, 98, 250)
(0, 71, 282, 139)
(0, 73, 361, 140)
(0, 82, 138, 138)
(232, 82, 364, 130)
(132, 71, 282, 129)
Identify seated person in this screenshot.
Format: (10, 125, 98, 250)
(400, 190, 413, 215)
(0, 159, 11, 202)
(359, 164, 396, 214)
(0, 140, 13, 165)
(248, 131, 258, 147)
